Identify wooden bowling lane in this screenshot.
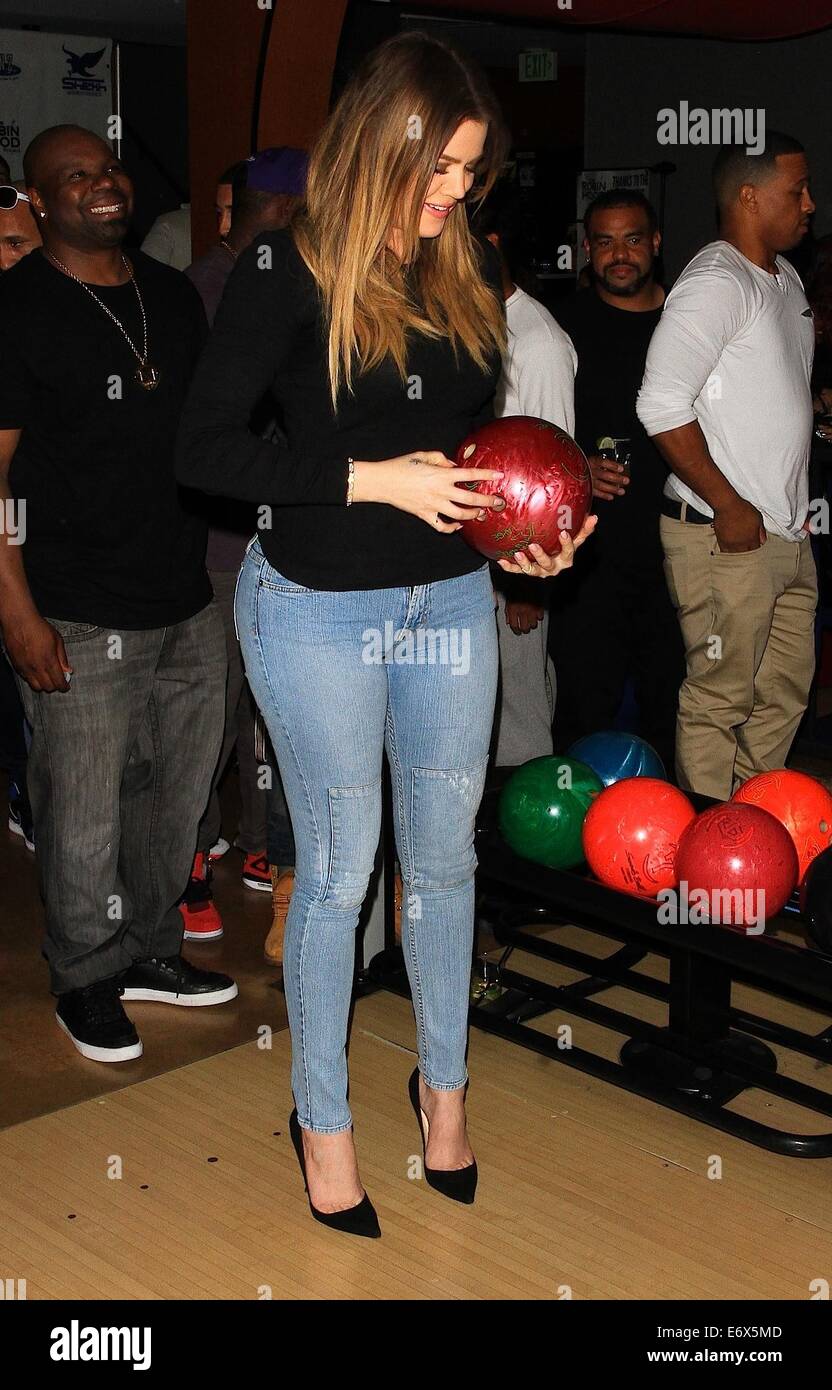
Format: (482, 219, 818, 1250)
(1, 987, 831, 1300)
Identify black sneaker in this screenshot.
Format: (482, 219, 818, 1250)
(8, 779, 34, 852)
(120, 954, 238, 1007)
(56, 979, 143, 1063)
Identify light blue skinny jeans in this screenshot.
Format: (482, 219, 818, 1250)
(236, 537, 498, 1132)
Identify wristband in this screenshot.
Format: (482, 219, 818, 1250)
(346, 457, 355, 506)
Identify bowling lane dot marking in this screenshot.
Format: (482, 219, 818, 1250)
(207, 1156, 218, 1163)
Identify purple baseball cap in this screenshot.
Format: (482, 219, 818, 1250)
(245, 147, 309, 196)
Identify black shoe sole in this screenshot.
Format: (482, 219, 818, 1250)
(56, 1011, 142, 1063)
(120, 982, 238, 1006)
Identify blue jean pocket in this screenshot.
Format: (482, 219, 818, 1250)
(258, 560, 314, 594)
(325, 780, 382, 909)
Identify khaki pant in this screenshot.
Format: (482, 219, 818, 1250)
(660, 514, 817, 800)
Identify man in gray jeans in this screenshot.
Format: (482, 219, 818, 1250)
(0, 124, 235, 1062)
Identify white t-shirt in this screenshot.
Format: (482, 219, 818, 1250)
(496, 285, 577, 433)
(636, 240, 815, 540)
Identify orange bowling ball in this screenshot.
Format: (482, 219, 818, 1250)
(731, 769, 832, 883)
(581, 777, 697, 899)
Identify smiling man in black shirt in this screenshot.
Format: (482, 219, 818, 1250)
(0, 126, 235, 1062)
(553, 191, 684, 770)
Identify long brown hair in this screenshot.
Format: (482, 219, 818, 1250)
(290, 30, 510, 412)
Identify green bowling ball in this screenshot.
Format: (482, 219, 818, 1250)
(498, 755, 603, 870)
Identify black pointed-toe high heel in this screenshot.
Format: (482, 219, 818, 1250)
(408, 1068, 478, 1205)
(288, 1110, 381, 1238)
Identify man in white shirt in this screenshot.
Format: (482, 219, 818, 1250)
(140, 201, 192, 271)
(141, 162, 243, 271)
(637, 133, 817, 799)
(477, 186, 577, 766)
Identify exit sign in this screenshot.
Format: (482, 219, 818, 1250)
(519, 50, 557, 82)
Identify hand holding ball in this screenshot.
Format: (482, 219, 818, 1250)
(454, 416, 593, 563)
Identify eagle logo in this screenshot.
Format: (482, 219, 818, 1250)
(62, 45, 106, 78)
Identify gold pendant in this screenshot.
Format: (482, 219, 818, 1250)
(136, 363, 160, 390)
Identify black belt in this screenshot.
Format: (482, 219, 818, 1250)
(661, 497, 713, 525)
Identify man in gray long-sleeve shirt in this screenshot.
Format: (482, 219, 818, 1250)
(636, 133, 817, 800)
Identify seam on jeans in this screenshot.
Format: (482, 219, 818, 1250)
(258, 577, 314, 595)
(704, 528, 720, 659)
(232, 558, 245, 645)
(249, 562, 322, 1124)
(384, 700, 427, 1062)
(384, 705, 410, 880)
(142, 688, 165, 959)
(32, 690, 64, 958)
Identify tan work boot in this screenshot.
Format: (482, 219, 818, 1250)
(265, 867, 294, 966)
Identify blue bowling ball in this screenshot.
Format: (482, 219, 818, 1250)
(566, 731, 667, 788)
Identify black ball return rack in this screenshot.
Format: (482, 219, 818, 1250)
(366, 779, 832, 1159)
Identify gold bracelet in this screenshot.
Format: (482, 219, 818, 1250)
(346, 456, 355, 506)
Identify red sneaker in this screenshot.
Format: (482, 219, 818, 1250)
(242, 852, 272, 892)
(179, 852, 224, 940)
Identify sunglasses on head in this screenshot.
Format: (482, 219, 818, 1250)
(0, 185, 32, 211)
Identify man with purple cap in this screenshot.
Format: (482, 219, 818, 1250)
(186, 147, 309, 324)
(180, 148, 307, 943)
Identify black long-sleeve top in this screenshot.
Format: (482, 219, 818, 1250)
(176, 227, 503, 590)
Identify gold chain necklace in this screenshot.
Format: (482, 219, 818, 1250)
(45, 250, 161, 390)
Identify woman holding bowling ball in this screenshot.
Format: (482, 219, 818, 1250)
(178, 31, 594, 1237)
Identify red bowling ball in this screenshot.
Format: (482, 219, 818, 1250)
(582, 778, 696, 899)
(731, 768, 832, 884)
(454, 415, 592, 561)
(675, 804, 798, 929)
